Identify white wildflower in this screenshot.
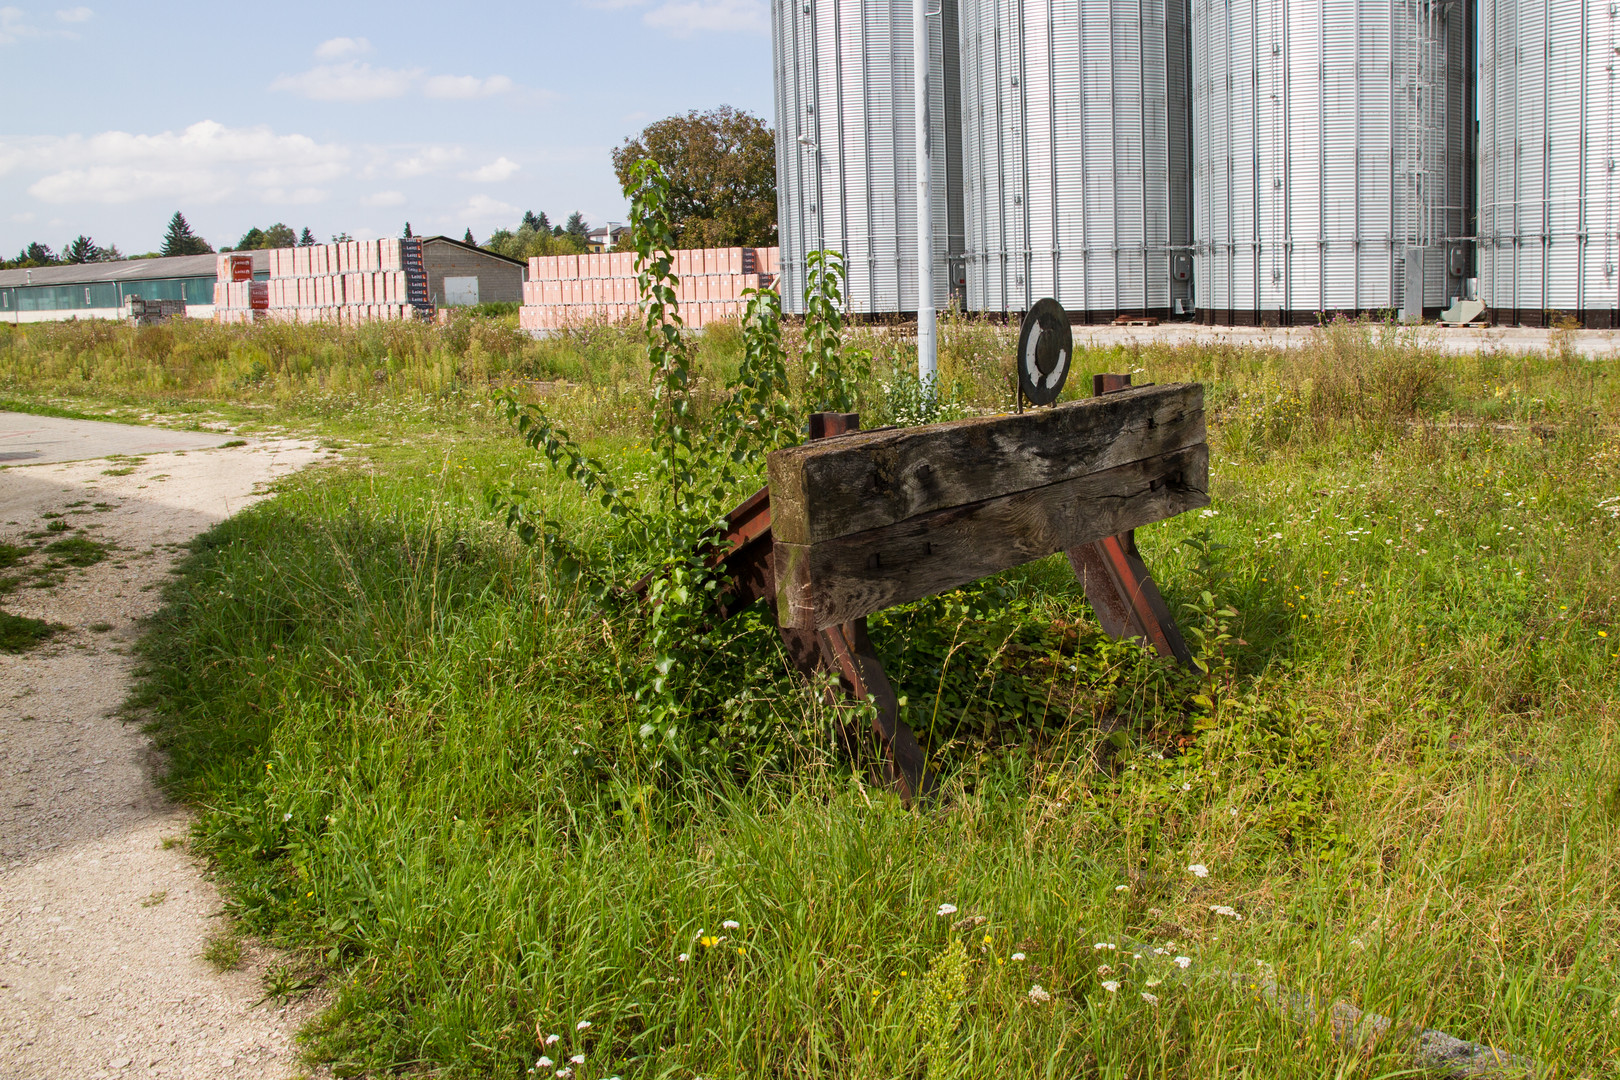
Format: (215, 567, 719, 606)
(1174, 956, 1192, 969)
(1187, 863, 1209, 878)
(1028, 984, 1052, 1003)
(536, 1057, 554, 1069)
(1115, 884, 1129, 892)
(677, 953, 689, 963)
(1093, 942, 1116, 951)
(1101, 980, 1120, 993)
(569, 1054, 585, 1065)
(556, 1071, 572, 1079)
(575, 1020, 592, 1031)
(721, 919, 740, 930)
(1210, 904, 1243, 920)
(1141, 991, 1159, 1005)
(545, 1034, 561, 1046)
(936, 903, 958, 917)
(1011, 952, 1026, 962)
(1096, 964, 1113, 975)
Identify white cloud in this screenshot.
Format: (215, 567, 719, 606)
(644, 0, 767, 35)
(450, 193, 520, 226)
(392, 146, 463, 178)
(461, 156, 520, 183)
(10, 120, 352, 205)
(270, 61, 421, 102)
(56, 6, 91, 21)
(314, 35, 369, 59)
(423, 73, 515, 100)
(362, 190, 407, 207)
(1, 6, 35, 43)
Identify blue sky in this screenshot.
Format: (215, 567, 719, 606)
(0, 1, 774, 256)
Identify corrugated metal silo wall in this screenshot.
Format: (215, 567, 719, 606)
(959, 0, 1194, 319)
(773, 0, 964, 316)
(1479, 0, 1619, 327)
(1191, 0, 1468, 324)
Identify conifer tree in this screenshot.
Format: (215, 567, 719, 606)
(463, 228, 476, 245)
(403, 222, 413, 238)
(299, 227, 316, 246)
(63, 235, 105, 264)
(160, 212, 212, 256)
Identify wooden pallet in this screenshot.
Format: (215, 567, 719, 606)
(1113, 315, 1161, 326)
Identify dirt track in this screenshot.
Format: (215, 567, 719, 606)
(0, 419, 329, 1080)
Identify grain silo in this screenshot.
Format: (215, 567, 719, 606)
(771, 0, 965, 316)
(958, 0, 1194, 319)
(1191, 0, 1470, 324)
(1479, 0, 1619, 327)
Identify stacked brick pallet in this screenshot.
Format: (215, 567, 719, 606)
(212, 254, 265, 324)
(214, 239, 432, 325)
(520, 246, 779, 331)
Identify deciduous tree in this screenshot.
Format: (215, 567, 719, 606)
(611, 106, 776, 248)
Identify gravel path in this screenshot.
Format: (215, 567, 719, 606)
(0, 424, 331, 1080)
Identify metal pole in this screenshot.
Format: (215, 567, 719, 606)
(914, 0, 937, 384)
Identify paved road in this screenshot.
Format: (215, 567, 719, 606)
(0, 412, 234, 466)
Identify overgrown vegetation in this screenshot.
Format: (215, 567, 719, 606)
(3, 231, 1616, 1075)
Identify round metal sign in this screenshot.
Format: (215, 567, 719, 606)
(1016, 298, 1073, 406)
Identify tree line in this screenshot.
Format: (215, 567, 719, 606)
(3, 105, 778, 272)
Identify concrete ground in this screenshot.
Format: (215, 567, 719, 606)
(0, 414, 237, 468)
(1063, 321, 1620, 359)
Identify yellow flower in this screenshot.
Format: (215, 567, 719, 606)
(700, 936, 718, 948)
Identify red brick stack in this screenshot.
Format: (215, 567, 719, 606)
(214, 240, 429, 325)
(520, 246, 779, 331)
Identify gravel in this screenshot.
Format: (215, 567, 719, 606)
(0, 434, 331, 1080)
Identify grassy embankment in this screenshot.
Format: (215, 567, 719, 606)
(2, 315, 1618, 1078)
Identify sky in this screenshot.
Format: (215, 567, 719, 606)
(0, 1, 775, 257)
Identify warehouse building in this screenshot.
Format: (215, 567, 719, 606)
(417, 235, 525, 308)
(0, 251, 268, 323)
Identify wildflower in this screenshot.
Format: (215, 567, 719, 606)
(982, 934, 992, 945)
(1093, 942, 1116, 951)
(569, 1054, 585, 1065)
(1187, 863, 1209, 878)
(936, 903, 957, 917)
(537, 1057, 554, 1069)
(556, 1070, 572, 1079)
(1141, 992, 1159, 1004)
(1174, 956, 1192, 969)
(722, 919, 740, 930)
(1097, 964, 1113, 975)
(700, 935, 720, 948)
(1210, 905, 1242, 920)
(1101, 980, 1120, 993)
(545, 1034, 561, 1046)
(1180, 783, 1191, 792)
(677, 953, 689, 963)
(1145, 978, 1162, 987)
(1011, 952, 1026, 962)
(575, 1021, 592, 1031)
(1115, 884, 1128, 892)
(1028, 984, 1052, 1003)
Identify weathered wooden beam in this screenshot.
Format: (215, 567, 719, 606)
(776, 442, 1208, 631)
(768, 383, 1204, 547)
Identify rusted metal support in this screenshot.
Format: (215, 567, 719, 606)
(1067, 373, 1196, 666)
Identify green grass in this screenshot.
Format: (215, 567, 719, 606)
(0, 610, 59, 652)
(6, 315, 1617, 1077)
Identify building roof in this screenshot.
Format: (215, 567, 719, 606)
(418, 235, 527, 268)
(0, 250, 267, 289)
